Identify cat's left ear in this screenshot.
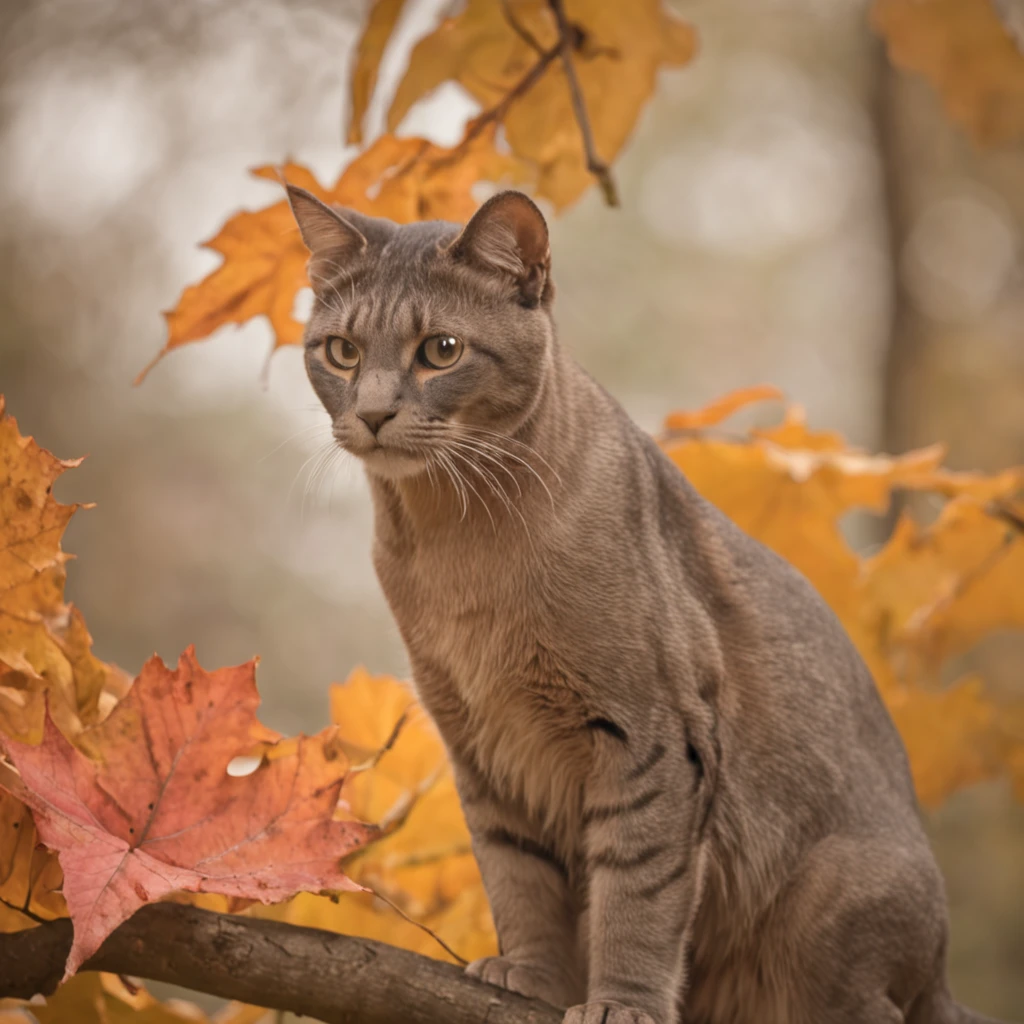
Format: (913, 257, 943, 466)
(286, 185, 367, 268)
(448, 191, 551, 306)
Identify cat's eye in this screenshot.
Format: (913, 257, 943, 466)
(324, 336, 360, 370)
(418, 335, 463, 370)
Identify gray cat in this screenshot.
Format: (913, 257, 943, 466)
(287, 185, 1004, 1024)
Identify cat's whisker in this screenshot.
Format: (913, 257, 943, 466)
(316, 445, 352, 514)
(435, 452, 461, 512)
(453, 424, 562, 487)
(444, 440, 535, 546)
(288, 438, 336, 510)
(444, 437, 524, 500)
(448, 443, 513, 515)
(312, 257, 360, 312)
(423, 451, 438, 496)
(258, 422, 329, 464)
(435, 449, 468, 520)
(447, 426, 557, 511)
(443, 439, 526, 531)
(307, 270, 349, 320)
(302, 442, 341, 521)
(446, 449, 497, 535)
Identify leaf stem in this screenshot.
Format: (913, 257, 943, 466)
(547, 0, 620, 206)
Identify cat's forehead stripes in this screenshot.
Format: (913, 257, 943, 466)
(341, 288, 434, 348)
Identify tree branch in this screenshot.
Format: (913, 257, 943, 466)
(0, 903, 562, 1024)
(547, 0, 619, 207)
(428, 2, 619, 208)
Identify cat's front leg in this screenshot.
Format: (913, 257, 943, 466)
(452, 758, 585, 1009)
(568, 728, 709, 1024)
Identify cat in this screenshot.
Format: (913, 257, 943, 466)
(286, 184, 1004, 1024)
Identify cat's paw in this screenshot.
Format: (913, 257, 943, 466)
(466, 955, 573, 1007)
(562, 1001, 657, 1024)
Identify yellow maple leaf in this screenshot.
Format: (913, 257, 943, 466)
(0, 789, 65, 932)
(386, 0, 696, 208)
(266, 668, 494, 964)
(860, 497, 1024, 676)
(886, 676, 1023, 807)
(872, 0, 1024, 144)
(0, 398, 114, 744)
(27, 972, 269, 1024)
(662, 387, 1024, 807)
(663, 393, 948, 618)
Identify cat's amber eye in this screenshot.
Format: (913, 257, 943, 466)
(324, 336, 360, 370)
(418, 335, 463, 370)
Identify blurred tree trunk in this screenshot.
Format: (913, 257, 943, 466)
(880, 67, 1024, 476)
(875, 43, 1024, 1020)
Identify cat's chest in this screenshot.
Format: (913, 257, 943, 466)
(377, 536, 538, 697)
(376, 540, 592, 824)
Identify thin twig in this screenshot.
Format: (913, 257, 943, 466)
(0, 894, 47, 927)
(362, 884, 469, 965)
(546, 0, 619, 206)
(426, 42, 561, 176)
(501, 0, 546, 55)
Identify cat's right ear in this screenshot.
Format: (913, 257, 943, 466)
(286, 185, 367, 268)
(447, 191, 551, 307)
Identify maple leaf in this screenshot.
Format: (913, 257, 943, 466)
(886, 675, 1024, 807)
(141, 130, 526, 378)
(0, 399, 129, 749)
(27, 971, 270, 1024)
(346, 0, 407, 146)
(0, 397, 90, 743)
(861, 497, 1024, 675)
(0, 788, 65, 931)
(872, 0, 1024, 145)
(263, 669, 493, 964)
(0, 647, 375, 978)
(662, 387, 1024, 807)
(662, 392, 950, 618)
(385, 0, 696, 208)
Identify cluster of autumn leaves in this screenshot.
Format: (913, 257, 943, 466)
(4, 0, 1024, 1020)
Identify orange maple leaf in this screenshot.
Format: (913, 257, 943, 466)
(0, 647, 375, 977)
(140, 131, 527, 382)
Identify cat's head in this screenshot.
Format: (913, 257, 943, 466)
(287, 186, 555, 481)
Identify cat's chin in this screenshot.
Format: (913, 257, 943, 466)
(358, 447, 428, 481)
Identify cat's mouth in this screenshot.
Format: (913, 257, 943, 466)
(355, 444, 428, 481)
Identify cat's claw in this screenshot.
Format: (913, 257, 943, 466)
(562, 1001, 657, 1024)
(466, 955, 572, 1007)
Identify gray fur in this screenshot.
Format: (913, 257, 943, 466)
(287, 185, 1005, 1024)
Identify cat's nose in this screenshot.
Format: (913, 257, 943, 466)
(357, 410, 397, 436)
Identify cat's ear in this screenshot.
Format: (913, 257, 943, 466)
(286, 185, 367, 264)
(448, 191, 551, 306)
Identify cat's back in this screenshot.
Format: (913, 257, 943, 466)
(639, 435, 920, 825)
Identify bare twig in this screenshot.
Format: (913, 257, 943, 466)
(501, 0, 546, 55)
(422, 3, 619, 208)
(546, 0, 619, 206)
(430, 42, 561, 173)
(0, 903, 562, 1024)
(0, 894, 47, 927)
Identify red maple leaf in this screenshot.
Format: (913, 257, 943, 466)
(0, 647, 375, 977)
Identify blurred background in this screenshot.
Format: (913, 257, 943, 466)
(0, 0, 1021, 1015)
